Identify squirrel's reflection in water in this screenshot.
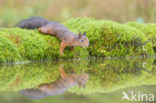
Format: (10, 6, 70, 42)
(19, 65, 89, 99)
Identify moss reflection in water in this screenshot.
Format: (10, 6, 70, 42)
(19, 64, 89, 99)
(0, 58, 155, 97)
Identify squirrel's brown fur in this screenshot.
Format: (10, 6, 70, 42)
(17, 17, 89, 55)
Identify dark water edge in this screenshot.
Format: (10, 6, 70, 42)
(0, 55, 156, 65)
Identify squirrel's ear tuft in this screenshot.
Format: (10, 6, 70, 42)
(83, 32, 86, 36)
(78, 33, 82, 39)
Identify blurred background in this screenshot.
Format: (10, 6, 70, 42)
(0, 0, 155, 27)
(0, 0, 156, 103)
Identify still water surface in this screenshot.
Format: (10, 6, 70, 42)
(0, 57, 155, 103)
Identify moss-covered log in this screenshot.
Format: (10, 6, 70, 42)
(0, 17, 155, 63)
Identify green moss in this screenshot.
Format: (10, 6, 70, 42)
(0, 28, 88, 62)
(0, 35, 21, 63)
(64, 18, 154, 57)
(0, 17, 155, 63)
(125, 22, 156, 37)
(125, 22, 156, 53)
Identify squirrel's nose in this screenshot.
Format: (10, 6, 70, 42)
(83, 84, 86, 88)
(87, 43, 89, 46)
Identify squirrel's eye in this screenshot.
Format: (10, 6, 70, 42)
(81, 39, 84, 42)
(81, 78, 84, 81)
(79, 78, 84, 81)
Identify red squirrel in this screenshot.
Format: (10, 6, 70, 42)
(19, 65, 89, 99)
(17, 17, 89, 55)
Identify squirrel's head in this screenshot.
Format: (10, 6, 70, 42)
(76, 73, 89, 88)
(75, 32, 89, 47)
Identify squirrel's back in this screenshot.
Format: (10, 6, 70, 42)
(17, 17, 50, 29)
(17, 17, 89, 55)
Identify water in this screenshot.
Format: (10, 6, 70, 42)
(0, 57, 155, 103)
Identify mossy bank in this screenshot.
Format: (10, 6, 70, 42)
(0, 17, 155, 63)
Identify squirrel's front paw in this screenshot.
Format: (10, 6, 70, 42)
(60, 51, 64, 56)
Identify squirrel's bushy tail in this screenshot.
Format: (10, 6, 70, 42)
(17, 17, 49, 29)
(19, 88, 48, 99)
